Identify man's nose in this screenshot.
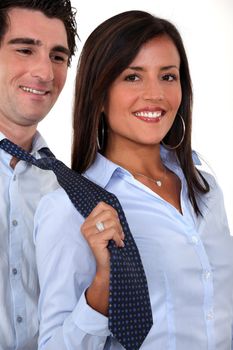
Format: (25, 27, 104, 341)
(30, 55, 54, 82)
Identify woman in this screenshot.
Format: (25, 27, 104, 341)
(34, 10, 233, 349)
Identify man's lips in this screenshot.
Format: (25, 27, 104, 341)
(19, 85, 49, 95)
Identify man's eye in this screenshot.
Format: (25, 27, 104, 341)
(16, 48, 32, 55)
(51, 54, 67, 63)
(125, 74, 140, 82)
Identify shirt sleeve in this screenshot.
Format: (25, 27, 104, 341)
(199, 170, 231, 233)
(34, 188, 110, 349)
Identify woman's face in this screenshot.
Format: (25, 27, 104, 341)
(104, 35, 182, 152)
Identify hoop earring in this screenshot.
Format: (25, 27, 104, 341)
(161, 113, 185, 150)
(97, 113, 105, 150)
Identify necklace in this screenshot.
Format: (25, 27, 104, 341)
(133, 168, 167, 187)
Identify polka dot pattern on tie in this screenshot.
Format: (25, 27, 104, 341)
(0, 138, 153, 350)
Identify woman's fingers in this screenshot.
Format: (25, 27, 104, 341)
(81, 201, 124, 243)
(80, 201, 125, 268)
(88, 201, 119, 218)
(81, 202, 124, 266)
(81, 216, 124, 247)
(86, 225, 125, 248)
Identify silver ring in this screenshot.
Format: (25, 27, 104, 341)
(96, 221, 105, 232)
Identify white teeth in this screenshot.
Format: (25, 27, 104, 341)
(21, 86, 46, 95)
(134, 111, 162, 118)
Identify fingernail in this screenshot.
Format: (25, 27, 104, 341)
(120, 240, 125, 248)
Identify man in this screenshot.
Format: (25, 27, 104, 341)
(0, 1, 77, 349)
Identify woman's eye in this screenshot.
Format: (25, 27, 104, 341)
(125, 74, 140, 82)
(162, 74, 177, 82)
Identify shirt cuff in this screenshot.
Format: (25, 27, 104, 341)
(72, 291, 110, 336)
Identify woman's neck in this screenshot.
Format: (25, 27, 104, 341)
(105, 142, 165, 176)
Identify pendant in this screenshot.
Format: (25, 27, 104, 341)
(156, 180, 162, 187)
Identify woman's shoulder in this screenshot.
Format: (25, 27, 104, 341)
(37, 187, 75, 214)
(192, 151, 221, 193)
(199, 169, 218, 187)
(197, 168, 226, 216)
(34, 187, 84, 236)
(34, 187, 86, 254)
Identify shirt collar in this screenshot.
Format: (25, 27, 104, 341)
(85, 147, 202, 189)
(85, 153, 120, 188)
(160, 146, 202, 166)
(31, 131, 49, 154)
(0, 131, 49, 155)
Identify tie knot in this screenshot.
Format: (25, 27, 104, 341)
(35, 157, 56, 170)
(0, 138, 56, 171)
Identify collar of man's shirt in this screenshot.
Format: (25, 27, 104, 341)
(85, 147, 202, 189)
(0, 131, 49, 155)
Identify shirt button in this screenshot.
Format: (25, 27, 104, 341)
(191, 235, 199, 244)
(12, 220, 18, 227)
(13, 175, 17, 181)
(17, 316, 23, 323)
(206, 310, 214, 320)
(12, 268, 18, 275)
(203, 270, 211, 280)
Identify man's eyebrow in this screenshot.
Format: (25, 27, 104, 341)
(8, 37, 42, 46)
(52, 45, 70, 57)
(8, 37, 70, 56)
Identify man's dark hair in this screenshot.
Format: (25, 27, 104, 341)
(0, 0, 77, 65)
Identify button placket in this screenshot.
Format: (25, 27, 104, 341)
(16, 315, 23, 323)
(206, 310, 214, 321)
(12, 219, 18, 227)
(191, 235, 199, 245)
(203, 270, 212, 281)
(185, 228, 215, 347)
(12, 268, 18, 275)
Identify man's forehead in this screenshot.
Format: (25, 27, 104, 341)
(5, 7, 68, 48)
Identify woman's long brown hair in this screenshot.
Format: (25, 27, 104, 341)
(72, 10, 209, 215)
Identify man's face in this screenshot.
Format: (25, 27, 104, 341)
(0, 8, 69, 131)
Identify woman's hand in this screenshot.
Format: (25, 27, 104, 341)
(81, 201, 124, 271)
(81, 201, 124, 315)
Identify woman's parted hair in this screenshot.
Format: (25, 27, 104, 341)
(72, 10, 209, 215)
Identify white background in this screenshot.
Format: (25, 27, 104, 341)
(38, 0, 233, 232)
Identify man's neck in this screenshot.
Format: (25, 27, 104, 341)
(0, 124, 37, 152)
(0, 125, 37, 169)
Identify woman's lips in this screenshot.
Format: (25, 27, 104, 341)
(133, 110, 165, 122)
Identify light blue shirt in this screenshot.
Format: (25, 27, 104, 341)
(0, 132, 58, 350)
(34, 149, 233, 350)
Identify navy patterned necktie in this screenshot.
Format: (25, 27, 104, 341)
(0, 138, 153, 349)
